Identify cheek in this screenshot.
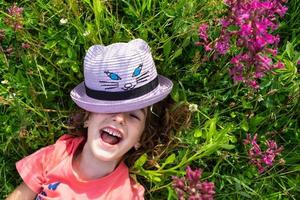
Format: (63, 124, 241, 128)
(136, 122, 146, 139)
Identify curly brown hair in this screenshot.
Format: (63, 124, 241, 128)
(66, 96, 191, 168)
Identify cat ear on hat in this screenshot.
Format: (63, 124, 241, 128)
(129, 39, 151, 53)
(84, 45, 105, 60)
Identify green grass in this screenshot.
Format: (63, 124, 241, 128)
(1, 0, 300, 199)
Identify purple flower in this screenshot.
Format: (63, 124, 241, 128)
(244, 133, 284, 173)
(22, 43, 31, 49)
(198, 24, 209, 43)
(5, 3, 24, 31)
(172, 166, 215, 199)
(274, 61, 284, 69)
(255, 22, 267, 34)
(240, 23, 252, 36)
(0, 29, 5, 41)
(215, 36, 230, 55)
(276, 5, 288, 17)
(8, 4, 24, 16)
(220, 18, 230, 28)
(196, 0, 288, 89)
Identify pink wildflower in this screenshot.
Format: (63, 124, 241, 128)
(0, 29, 5, 41)
(5, 3, 24, 31)
(8, 4, 23, 16)
(198, 24, 209, 43)
(22, 43, 31, 49)
(274, 61, 284, 69)
(172, 166, 215, 200)
(244, 133, 284, 173)
(196, 0, 288, 89)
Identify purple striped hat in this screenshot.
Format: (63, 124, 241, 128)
(70, 39, 173, 113)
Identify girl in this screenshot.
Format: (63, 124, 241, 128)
(7, 39, 190, 200)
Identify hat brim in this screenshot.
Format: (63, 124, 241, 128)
(70, 75, 173, 113)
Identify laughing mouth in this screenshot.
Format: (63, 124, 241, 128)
(100, 127, 123, 145)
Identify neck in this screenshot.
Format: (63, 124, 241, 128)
(72, 145, 119, 180)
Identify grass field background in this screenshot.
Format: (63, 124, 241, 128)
(0, 0, 299, 199)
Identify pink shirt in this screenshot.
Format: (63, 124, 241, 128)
(16, 134, 144, 199)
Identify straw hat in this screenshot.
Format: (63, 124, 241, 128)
(70, 39, 173, 113)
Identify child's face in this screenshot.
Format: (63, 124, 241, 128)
(84, 108, 147, 163)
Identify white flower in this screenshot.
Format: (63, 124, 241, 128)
(1, 80, 8, 84)
(59, 18, 68, 25)
(257, 94, 264, 102)
(83, 30, 90, 36)
(188, 103, 198, 112)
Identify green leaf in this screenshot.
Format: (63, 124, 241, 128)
(241, 118, 249, 132)
(67, 47, 77, 59)
(171, 48, 182, 61)
(230, 112, 236, 118)
(182, 36, 191, 48)
(163, 39, 172, 59)
(71, 65, 79, 73)
(44, 41, 57, 49)
(286, 41, 294, 59)
(161, 153, 176, 168)
(249, 115, 265, 131)
(221, 144, 235, 150)
(170, 85, 180, 102)
(194, 128, 202, 138)
(133, 153, 147, 168)
(242, 99, 253, 109)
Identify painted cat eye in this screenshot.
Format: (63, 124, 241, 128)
(105, 71, 121, 80)
(132, 64, 143, 77)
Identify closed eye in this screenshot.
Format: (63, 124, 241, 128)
(129, 113, 140, 120)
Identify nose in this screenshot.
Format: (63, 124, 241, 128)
(112, 113, 126, 124)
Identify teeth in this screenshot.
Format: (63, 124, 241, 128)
(102, 127, 122, 138)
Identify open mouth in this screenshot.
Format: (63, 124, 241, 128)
(100, 127, 123, 145)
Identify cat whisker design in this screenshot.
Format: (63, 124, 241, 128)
(136, 72, 150, 81)
(99, 81, 119, 84)
(99, 80, 119, 90)
(137, 79, 148, 84)
(101, 84, 119, 86)
(104, 86, 119, 90)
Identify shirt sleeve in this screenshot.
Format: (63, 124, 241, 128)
(16, 144, 55, 194)
(15, 134, 80, 194)
(130, 177, 145, 200)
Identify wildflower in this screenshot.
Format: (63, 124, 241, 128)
(274, 61, 284, 69)
(22, 43, 30, 49)
(204, 43, 213, 52)
(83, 30, 90, 36)
(198, 24, 209, 43)
(1, 80, 9, 84)
(59, 18, 68, 25)
(5, 46, 13, 55)
(5, 3, 24, 31)
(0, 29, 5, 41)
(215, 36, 230, 55)
(188, 103, 198, 112)
(8, 4, 23, 16)
(172, 166, 215, 200)
(244, 133, 283, 173)
(257, 94, 264, 102)
(196, 0, 288, 89)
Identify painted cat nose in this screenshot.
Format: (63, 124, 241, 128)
(124, 83, 133, 89)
